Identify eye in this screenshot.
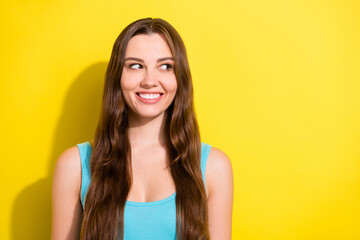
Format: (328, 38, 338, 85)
(129, 63, 142, 69)
(160, 64, 173, 70)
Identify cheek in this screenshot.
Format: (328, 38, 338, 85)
(120, 72, 138, 91)
(165, 76, 178, 94)
(120, 74, 136, 107)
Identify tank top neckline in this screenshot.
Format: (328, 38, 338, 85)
(84, 141, 176, 207)
(126, 192, 176, 206)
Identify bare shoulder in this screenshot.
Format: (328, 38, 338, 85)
(207, 147, 232, 169)
(52, 145, 83, 239)
(53, 145, 82, 197)
(205, 146, 234, 239)
(55, 146, 81, 170)
(206, 146, 233, 198)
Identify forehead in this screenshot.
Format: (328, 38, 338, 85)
(125, 33, 173, 58)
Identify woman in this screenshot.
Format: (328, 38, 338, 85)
(52, 17, 233, 240)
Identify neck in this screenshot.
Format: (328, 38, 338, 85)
(127, 111, 168, 148)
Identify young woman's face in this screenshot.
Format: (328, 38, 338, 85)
(120, 33, 177, 120)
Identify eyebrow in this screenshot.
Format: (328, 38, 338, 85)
(124, 57, 174, 63)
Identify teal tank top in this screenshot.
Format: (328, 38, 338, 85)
(77, 141, 212, 240)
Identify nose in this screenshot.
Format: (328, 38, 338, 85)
(140, 69, 158, 88)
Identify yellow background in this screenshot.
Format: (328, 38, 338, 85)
(1, 0, 359, 239)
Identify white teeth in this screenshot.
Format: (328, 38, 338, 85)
(139, 93, 161, 99)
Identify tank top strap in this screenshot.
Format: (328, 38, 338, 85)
(200, 142, 212, 194)
(77, 141, 92, 208)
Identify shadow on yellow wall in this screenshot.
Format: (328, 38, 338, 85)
(10, 62, 108, 239)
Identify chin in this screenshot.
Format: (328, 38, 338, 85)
(131, 109, 166, 119)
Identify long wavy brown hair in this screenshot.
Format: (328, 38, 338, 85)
(80, 17, 209, 240)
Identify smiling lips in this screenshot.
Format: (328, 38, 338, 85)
(136, 92, 164, 104)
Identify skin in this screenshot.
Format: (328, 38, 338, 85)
(51, 33, 233, 240)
